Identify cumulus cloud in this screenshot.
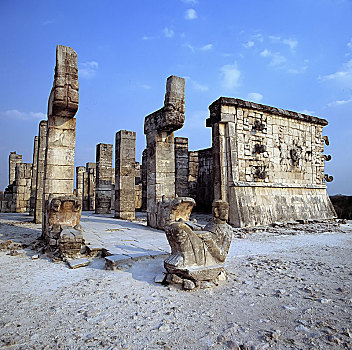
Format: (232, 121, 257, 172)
(243, 41, 255, 48)
(181, 0, 198, 4)
(200, 44, 213, 51)
(79, 61, 98, 79)
(327, 97, 352, 107)
(185, 9, 197, 20)
(1, 109, 45, 121)
(247, 92, 263, 103)
(319, 59, 352, 86)
(221, 63, 241, 90)
(260, 49, 286, 67)
(269, 35, 298, 50)
(163, 27, 174, 38)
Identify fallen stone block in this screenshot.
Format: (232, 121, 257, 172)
(105, 254, 132, 270)
(67, 258, 90, 269)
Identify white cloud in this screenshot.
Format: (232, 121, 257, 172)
(181, 0, 198, 4)
(191, 80, 208, 91)
(185, 9, 197, 20)
(347, 38, 352, 50)
(200, 44, 213, 51)
(43, 19, 55, 25)
(260, 49, 286, 67)
(243, 41, 255, 48)
(327, 97, 352, 107)
(1, 109, 45, 121)
(163, 27, 174, 38)
(79, 61, 98, 79)
(142, 35, 155, 40)
(183, 43, 195, 52)
(269, 35, 298, 50)
(320, 59, 352, 86)
(298, 109, 315, 115)
(247, 92, 263, 103)
(220, 62, 241, 90)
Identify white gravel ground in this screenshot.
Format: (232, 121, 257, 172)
(0, 213, 351, 350)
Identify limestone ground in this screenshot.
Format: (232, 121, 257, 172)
(0, 213, 351, 350)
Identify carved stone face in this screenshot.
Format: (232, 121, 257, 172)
(212, 201, 229, 224)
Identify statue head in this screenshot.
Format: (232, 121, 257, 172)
(212, 200, 229, 224)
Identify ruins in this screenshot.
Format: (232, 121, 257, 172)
(144, 75, 186, 228)
(115, 130, 136, 220)
(29, 136, 38, 216)
(206, 97, 336, 227)
(164, 199, 232, 290)
(41, 45, 83, 255)
(95, 143, 113, 214)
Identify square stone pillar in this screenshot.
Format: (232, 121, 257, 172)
(34, 120, 48, 224)
(95, 143, 113, 214)
(114, 130, 136, 220)
(75, 166, 85, 204)
(86, 162, 96, 211)
(42, 45, 79, 236)
(13, 163, 32, 213)
(175, 137, 189, 197)
(82, 171, 89, 211)
(144, 76, 186, 228)
(141, 149, 147, 211)
(9, 152, 22, 185)
(29, 136, 39, 216)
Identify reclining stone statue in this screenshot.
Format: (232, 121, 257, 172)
(163, 199, 233, 289)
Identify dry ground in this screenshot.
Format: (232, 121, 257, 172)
(0, 213, 351, 350)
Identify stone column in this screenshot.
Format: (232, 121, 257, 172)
(95, 143, 113, 214)
(188, 151, 199, 200)
(29, 136, 39, 216)
(76, 166, 85, 204)
(175, 137, 189, 197)
(9, 152, 22, 185)
(42, 45, 79, 235)
(34, 120, 48, 223)
(144, 76, 186, 228)
(141, 149, 147, 211)
(114, 130, 136, 220)
(13, 163, 32, 213)
(86, 162, 96, 211)
(82, 171, 89, 211)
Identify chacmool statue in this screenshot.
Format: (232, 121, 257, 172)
(163, 199, 233, 290)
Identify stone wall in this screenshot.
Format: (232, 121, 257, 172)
(206, 97, 336, 227)
(95, 143, 113, 214)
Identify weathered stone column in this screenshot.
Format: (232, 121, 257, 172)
(13, 163, 32, 213)
(141, 149, 147, 211)
(76, 166, 85, 204)
(82, 171, 89, 211)
(144, 76, 186, 228)
(9, 152, 22, 185)
(86, 162, 96, 211)
(114, 130, 136, 220)
(29, 136, 39, 216)
(34, 120, 48, 223)
(95, 143, 113, 214)
(42, 45, 80, 241)
(175, 137, 189, 197)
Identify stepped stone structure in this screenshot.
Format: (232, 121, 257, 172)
(114, 130, 136, 220)
(144, 75, 186, 228)
(34, 120, 48, 223)
(175, 137, 189, 197)
(29, 136, 39, 216)
(9, 152, 22, 185)
(206, 97, 336, 227)
(12, 163, 32, 213)
(41, 45, 83, 254)
(95, 143, 113, 214)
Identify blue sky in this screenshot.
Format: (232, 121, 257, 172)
(0, 0, 351, 194)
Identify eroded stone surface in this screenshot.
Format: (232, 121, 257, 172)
(164, 199, 232, 288)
